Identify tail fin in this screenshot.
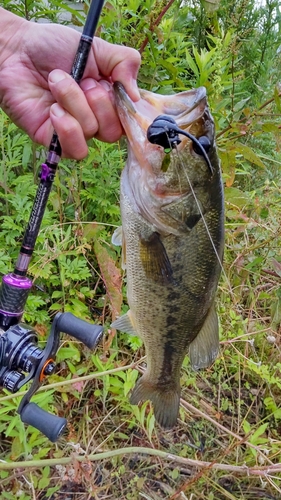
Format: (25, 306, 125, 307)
(130, 374, 180, 429)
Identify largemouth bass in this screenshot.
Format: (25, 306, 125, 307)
(112, 83, 224, 428)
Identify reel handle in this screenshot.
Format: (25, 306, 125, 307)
(56, 312, 103, 350)
(16, 312, 103, 441)
(20, 402, 67, 442)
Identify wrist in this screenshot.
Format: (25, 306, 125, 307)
(0, 8, 27, 67)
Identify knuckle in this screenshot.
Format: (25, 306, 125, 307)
(119, 47, 141, 68)
(83, 116, 99, 140)
(85, 128, 98, 141)
(63, 143, 88, 160)
(131, 48, 141, 65)
(62, 121, 77, 137)
(55, 79, 79, 102)
(85, 84, 108, 104)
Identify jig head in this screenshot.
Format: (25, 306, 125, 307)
(147, 115, 213, 174)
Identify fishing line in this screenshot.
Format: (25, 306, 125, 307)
(172, 143, 234, 296)
(172, 143, 264, 367)
(146, 114, 243, 307)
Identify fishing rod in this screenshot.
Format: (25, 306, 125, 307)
(0, 0, 105, 442)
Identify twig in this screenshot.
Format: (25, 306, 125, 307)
(0, 446, 280, 475)
(0, 357, 146, 403)
(180, 399, 273, 465)
(216, 92, 281, 139)
(261, 269, 281, 278)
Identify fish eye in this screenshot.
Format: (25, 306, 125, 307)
(193, 136, 211, 156)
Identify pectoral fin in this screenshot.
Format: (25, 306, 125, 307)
(140, 232, 174, 285)
(112, 225, 126, 270)
(111, 226, 123, 246)
(189, 304, 219, 370)
(111, 310, 139, 336)
(162, 193, 205, 231)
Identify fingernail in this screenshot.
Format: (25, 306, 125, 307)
(51, 103, 65, 117)
(100, 80, 112, 91)
(49, 69, 69, 84)
(80, 78, 97, 91)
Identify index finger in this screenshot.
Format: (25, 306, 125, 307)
(90, 38, 141, 102)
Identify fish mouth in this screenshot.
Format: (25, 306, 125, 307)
(113, 82, 213, 156)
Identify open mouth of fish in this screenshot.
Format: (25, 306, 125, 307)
(113, 82, 214, 160)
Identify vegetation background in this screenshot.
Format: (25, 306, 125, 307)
(0, 0, 281, 498)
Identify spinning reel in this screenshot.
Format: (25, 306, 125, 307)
(0, 0, 105, 442)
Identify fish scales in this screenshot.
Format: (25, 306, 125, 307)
(112, 83, 224, 428)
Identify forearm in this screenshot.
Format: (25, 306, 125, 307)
(0, 8, 26, 67)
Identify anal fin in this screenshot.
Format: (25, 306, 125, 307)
(189, 303, 219, 370)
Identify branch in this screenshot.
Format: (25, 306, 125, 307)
(0, 446, 280, 475)
(180, 399, 272, 466)
(0, 357, 146, 403)
(216, 92, 281, 139)
(139, 0, 177, 54)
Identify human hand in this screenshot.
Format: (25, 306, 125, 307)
(0, 8, 140, 158)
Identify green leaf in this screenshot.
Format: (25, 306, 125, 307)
(220, 148, 236, 187)
(250, 423, 268, 444)
(242, 420, 251, 434)
(262, 123, 280, 133)
(185, 49, 199, 77)
(147, 412, 156, 441)
(274, 86, 281, 112)
(49, 302, 62, 311)
(233, 97, 250, 112)
(224, 187, 251, 209)
(22, 143, 32, 168)
(57, 345, 81, 363)
(271, 297, 281, 330)
(11, 435, 23, 459)
(235, 143, 265, 168)
(39, 476, 50, 490)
